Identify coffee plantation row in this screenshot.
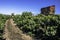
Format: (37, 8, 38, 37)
(0, 12, 60, 40)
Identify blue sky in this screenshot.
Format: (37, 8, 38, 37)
(0, 0, 60, 15)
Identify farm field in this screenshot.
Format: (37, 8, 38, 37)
(0, 12, 60, 40)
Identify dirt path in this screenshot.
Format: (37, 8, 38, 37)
(3, 19, 33, 40)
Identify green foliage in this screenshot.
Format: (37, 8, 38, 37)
(0, 14, 7, 30)
(0, 14, 9, 38)
(0, 12, 60, 40)
(13, 12, 60, 39)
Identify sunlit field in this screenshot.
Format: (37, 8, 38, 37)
(0, 12, 60, 40)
